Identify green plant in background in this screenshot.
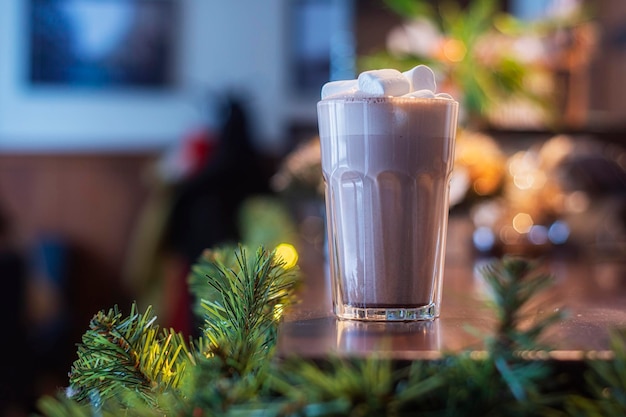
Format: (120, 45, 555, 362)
(36, 248, 626, 417)
(238, 196, 300, 251)
(360, 0, 551, 126)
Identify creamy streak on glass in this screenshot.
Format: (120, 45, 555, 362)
(318, 68, 458, 321)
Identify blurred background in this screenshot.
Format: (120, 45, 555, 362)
(1, 0, 625, 415)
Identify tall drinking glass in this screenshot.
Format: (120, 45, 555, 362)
(318, 96, 458, 321)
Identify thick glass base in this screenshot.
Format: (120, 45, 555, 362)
(335, 303, 439, 321)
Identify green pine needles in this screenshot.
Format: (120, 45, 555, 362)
(36, 249, 626, 417)
(481, 257, 565, 355)
(67, 304, 195, 406)
(192, 245, 300, 365)
(562, 329, 626, 417)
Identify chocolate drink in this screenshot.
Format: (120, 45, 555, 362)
(318, 96, 458, 321)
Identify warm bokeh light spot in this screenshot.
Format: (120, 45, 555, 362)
(512, 212, 534, 234)
(274, 243, 299, 269)
(473, 176, 500, 195)
(443, 38, 467, 62)
(565, 191, 590, 213)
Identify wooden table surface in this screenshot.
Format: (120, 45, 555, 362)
(278, 244, 626, 360)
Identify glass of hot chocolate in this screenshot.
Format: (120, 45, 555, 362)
(317, 66, 458, 321)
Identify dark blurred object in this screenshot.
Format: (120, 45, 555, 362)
(166, 95, 271, 261)
(162, 95, 272, 334)
(28, 235, 74, 404)
(560, 153, 626, 196)
(0, 206, 30, 415)
(559, 141, 626, 258)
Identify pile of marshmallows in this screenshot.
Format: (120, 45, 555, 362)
(321, 65, 453, 101)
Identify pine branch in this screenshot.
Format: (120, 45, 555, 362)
(193, 245, 300, 375)
(177, 245, 301, 414)
(270, 356, 420, 417)
(563, 329, 626, 416)
(477, 256, 567, 413)
(67, 303, 195, 408)
(480, 256, 566, 355)
(37, 391, 179, 417)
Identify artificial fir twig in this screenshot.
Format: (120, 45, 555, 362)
(563, 329, 626, 417)
(67, 303, 195, 407)
(270, 356, 446, 417)
(481, 256, 565, 355)
(181, 245, 301, 414)
(60, 245, 301, 414)
(479, 256, 568, 413)
(192, 245, 300, 370)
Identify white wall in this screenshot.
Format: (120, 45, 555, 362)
(178, 0, 289, 153)
(0, 0, 290, 153)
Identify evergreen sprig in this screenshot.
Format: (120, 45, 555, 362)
(37, 390, 181, 417)
(193, 245, 300, 371)
(479, 257, 567, 413)
(180, 245, 301, 414)
(480, 256, 566, 355)
(270, 356, 446, 417)
(563, 329, 626, 416)
(67, 303, 194, 407)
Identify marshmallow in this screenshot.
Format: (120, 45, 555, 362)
(358, 69, 410, 97)
(321, 79, 358, 100)
(435, 93, 454, 100)
(402, 65, 436, 94)
(319, 65, 455, 102)
(403, 89, 436, 99)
